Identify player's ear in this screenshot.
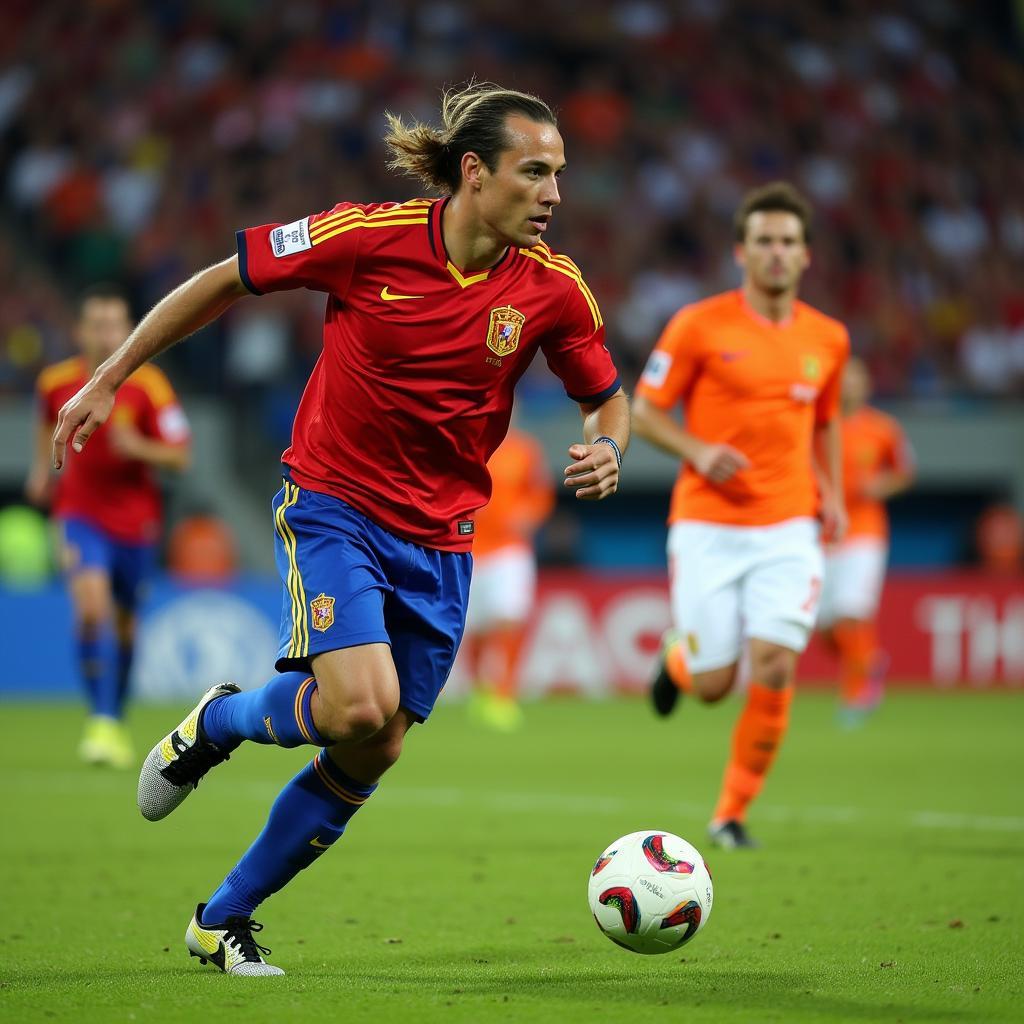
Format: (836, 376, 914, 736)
(732, 242, 747, 270)
(461, 151, 486, 192)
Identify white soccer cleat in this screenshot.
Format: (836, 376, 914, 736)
(185, 904, 285, 976)
(137, 683, 239, 821)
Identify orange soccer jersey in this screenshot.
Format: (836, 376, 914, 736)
(842, 406, 914, 540)
(472, 429, 555, 558)
(635, 290, 849, 527)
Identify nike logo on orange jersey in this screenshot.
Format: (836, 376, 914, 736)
(380, 286, 424, 301)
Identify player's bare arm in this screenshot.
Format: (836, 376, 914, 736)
(26, 418, 56, 506)
(815, 416, 847, 542)
(564, 388, 629, 500)
(631, 394, 750, 485)
(52, 257, 248, 469)
(861, 466, 915, 503)
(108, 424, 192, 473)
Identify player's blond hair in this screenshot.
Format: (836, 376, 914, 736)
(384, 81, 557, 194)
(734, 181, 814, 243)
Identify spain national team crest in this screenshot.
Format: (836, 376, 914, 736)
(310, 593, 335, 633)
(486, 305, 526, 357)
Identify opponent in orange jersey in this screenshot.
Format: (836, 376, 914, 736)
(818, 358, 914, 720)
(632, 182, 849, 849)
(27, 285, 190, 767)
(463, 425, 554, 730)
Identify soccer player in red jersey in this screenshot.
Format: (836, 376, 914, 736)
(52, 83, 628, 975)
(27, 285, 190, 768)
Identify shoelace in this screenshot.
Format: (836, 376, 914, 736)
(223, 918, 272, 961)
(162, 740, 230, 787)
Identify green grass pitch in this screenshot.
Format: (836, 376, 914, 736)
(1, 690, 1022, 1023)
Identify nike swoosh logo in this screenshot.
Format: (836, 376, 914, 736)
(380, 286, 424, 301)
(310, 835, 331, 849)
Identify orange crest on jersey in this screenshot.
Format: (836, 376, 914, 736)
(486, 305, 525, 357)
(310, 593, 335, 633)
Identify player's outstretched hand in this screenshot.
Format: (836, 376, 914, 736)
(564, 442, 619, 501)
(692, 442, 750, 484)
(52, 376, 117, 470)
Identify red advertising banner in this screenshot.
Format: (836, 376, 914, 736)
(479, 570, 1024, 696)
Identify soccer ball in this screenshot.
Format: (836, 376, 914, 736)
(588, 830, 713, 955)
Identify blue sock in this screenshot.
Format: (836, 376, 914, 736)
(79, 625, 120, 719)
(200, 672, 324, 752)
(202, 751, 377, 923)
(115, 644, 133, 718)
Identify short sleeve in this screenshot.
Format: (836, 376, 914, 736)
(134, 367, 191, 444)
(814, 328, 850, 425)
(634, 307, 704, 409)
(35, 375, 59, 424)
(541, 279, 620, 404)
(236, 202, 364, 297)
(886, 420, 916, 476)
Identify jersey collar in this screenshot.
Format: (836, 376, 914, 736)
(428, 197, 517, 288)
(737, 288, 797, 329)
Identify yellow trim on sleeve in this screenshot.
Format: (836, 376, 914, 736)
(128, 364, 176, 408)
(36, 357, 84, 396)
(519, 248, 603, 330)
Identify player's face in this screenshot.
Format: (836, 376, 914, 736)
(77, 298, 133, 362)
(735, 211, 809, 296)
(477, 115, 565, 248)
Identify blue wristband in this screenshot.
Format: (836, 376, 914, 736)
(595, 436, 622, 468)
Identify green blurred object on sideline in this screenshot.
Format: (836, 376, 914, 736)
(0, 505, 51, 588)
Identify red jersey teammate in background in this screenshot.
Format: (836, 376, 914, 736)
(52, 83, 628, 975)
(633, 182, 848, 850)
(27, 286, 190, 768)
(463, 424, 555, 731)
(818, 357, 914, 722)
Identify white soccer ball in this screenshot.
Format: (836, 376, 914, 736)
(588, 829, 714, 955)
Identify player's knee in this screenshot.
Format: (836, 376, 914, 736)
(317, 696, 396, 744)
(76, 605, 110, 635)
(753, 649, 795, 689)
(363, 728, 406, 774)
(693, 666, 737, 703)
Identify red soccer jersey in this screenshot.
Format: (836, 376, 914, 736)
(236, 197, 619, 551)
(37, 357, 190, 544)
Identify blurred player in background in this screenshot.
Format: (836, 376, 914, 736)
(26, 285, 190, 768)
(51, 82, 627, 975)
(632, 182, 848, 850)
(818, 357, 915, 723)
(463, 423, 554, 731)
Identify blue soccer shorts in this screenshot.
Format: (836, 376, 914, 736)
(58, 517, 157, 611)
(272, 478, 472, 722)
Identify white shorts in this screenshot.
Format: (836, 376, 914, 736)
(667, 518, 824, 674)
(818, 537, 888, 625)
(464, 544, 537, 631)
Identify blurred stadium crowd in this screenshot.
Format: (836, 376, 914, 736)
(2, 0, 1023, 412)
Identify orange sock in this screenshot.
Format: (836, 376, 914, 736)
(665, 638, 693, 694)
(493, 626, 526, 700)
(712, 683, 793, 824)
(832, 620, 876, 704)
